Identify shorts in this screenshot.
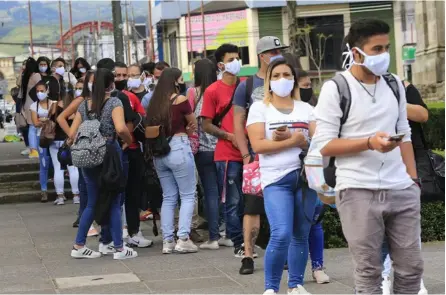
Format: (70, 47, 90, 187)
(244, 194, 265, 215)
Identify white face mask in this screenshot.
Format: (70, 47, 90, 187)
(74, 89, 83, 97)
(127, 78, 142, 89)
(39, 66, 47, 73)
(37, 92, 47, 101)
(142, 77, 153, 87)
(342, 44, 390, 76)
(79, 68, 86, 74)
(221, 59, 241, 76)
(270, 78, 295, 98)
(55, 67, 65, 76)
(88, 82, 93, 93)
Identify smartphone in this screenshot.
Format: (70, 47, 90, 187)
(276, 125, 288, 132)
(388, 133, 405, 142)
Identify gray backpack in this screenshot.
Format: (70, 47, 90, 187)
(71, 100, 107, 168)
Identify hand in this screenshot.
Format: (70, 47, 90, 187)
(122, 143, 129, 151)
(225, 133, 238, 148)
(66, 138, 73, 146)
(289, 130, 307, 148)
(39, 117, 48, 122)
(243, 155, 253, 165)
(273, 128, 291, 141)
(369, 132, 399, 153)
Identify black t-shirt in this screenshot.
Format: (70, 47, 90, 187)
(132, 89, 148, 102)
(47, 75, 65, 102)
(113, 90, 135, 123)
(405, 83, 427, 150)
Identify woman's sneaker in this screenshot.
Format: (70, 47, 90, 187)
(28, 150, 39, 158)
(99, 242, 115, 255)
(264, 289, 276, 294)
(73, 195, 80, 204)
(127, 231, 153, 248)
(40, 191, 48, 203)
(54, 196, 65, 205)
(21, 148, 30, 156)
(381, 277, 391, 295)
(163, 240, 176, 254)
(71, 247, 101, 259)
(288, 285, 311, 294)
(175, 238, 198, 253)
(113, 246, 138, 260)
(199, 240, 219, 250)
(87, 225, 99, 237)
(312, 269, 330, 284)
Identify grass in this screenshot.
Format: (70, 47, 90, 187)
(434, 150, 445, 157)
(427, 101, 445, 109)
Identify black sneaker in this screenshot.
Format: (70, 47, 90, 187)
(239, 257, 254, 275)
(284, 262, 288, 270)
(73, 216, 80, 228)
(234, 246, 245, 258)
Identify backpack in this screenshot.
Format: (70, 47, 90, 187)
(323, 73, 401, 188)
(71, 100, 107, 168)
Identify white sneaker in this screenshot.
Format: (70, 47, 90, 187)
(175, 238, 198, 253)
(264, 290, 276, 294)
(123, 228, 129, 239)
(199, 240, 219, 250)
(73, 195, 80, 204)
(113, 245, 138, 260)
(288, 285, 311, 294)
(54, 196, 65, 205)
(419, 279, 428, 295)
(127, 232, 153, 248)
(87, 225, 99, 237)
(218, 237, 234, 247)
(21, 148, 30, 156)
(381, 277, 391, 295)
(99, 242, 115, 255)
(71, 246, 101, 259)
(162, 240, 176, 254)
(312, 269, 330, 284)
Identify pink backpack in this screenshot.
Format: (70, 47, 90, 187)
(242, 157, 262, 197)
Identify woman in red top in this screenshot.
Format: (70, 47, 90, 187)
(146, 68, 198, 254)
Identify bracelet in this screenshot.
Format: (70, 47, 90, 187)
(367, 137, 373, 150)
(242, 154, 251, 159)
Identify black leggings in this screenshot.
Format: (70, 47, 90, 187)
(21, 125, 30, 147)
(125, 148, 145, 237)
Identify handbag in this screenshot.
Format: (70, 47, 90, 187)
(57, 140, 73, 169)
(39, 119, 56, 148)
(14, 111, 27, 128)
(189, 87, 201, 154)
(242, 155, 262, 197)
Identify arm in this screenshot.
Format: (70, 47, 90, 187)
(401, 142, 417, 178)
(200, 86, 230, 140)
(185, 113, 198, 131)
(57, 97, 84, 136)
(69, 112, 82, 139)
(31, 110, 42, 127)
(202, 118, 228, 139)
(407, 104, 428, 123)
(112, 106, 132, 145)
(247, 122, 298, 155)
(234, 105, 250, 160)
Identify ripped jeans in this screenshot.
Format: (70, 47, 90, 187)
(37, 146, 50, 192)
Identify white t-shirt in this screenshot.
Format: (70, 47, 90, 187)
(246, 100, 314, 189)
(30, 100, 54, 135)
(311, 70, 413, 191)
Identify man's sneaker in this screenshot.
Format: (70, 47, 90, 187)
(288, 285, 311, 294)
(199, 240, 219, 250)
(419, 279, 428, 295)
(127, 233, 153, 248)
(28, 150, 39, 158)
(264, 290, 276, 294)
(73, 216, 80, 228)
(21, 148, 30, 156)
(73, 195, 80, 204)
(162, 240, 176, 254)
(87, 225, 99, 237)
(218, 237, 234, 247)
(381, 277, 391, 295)
(113, 246, 137, 260)
(190, 229, 204, 243)
(123, 228, 129, 239)
(40, 191, 48, 203)
(234, 244, 258, 258)
(239, 257, 254, 275)
(71, 247, 101, 259)
(99, 242, 115, 255)
(175, 238, 198, 253)
(312, 269, 330, 284)
(54, 196, 65, 205)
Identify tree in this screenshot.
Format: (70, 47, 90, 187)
(286, 0, 302, 69)
(296, 24, 332, 85)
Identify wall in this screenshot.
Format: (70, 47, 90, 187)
(258, 7, 284, 40)
(0, 57, 14, 98)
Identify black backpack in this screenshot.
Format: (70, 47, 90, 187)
(323, 73, 401, 188)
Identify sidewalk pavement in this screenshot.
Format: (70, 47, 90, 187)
(0, 202, 444, 294)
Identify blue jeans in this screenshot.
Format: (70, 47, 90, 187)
(154, 136, 196, 241)
(215, 160, 243, 248)
(309, 204, 325, 270)
(78, 169, 87, 217)
(195, 151, 220, 241)
(37, 146, 50, 191)
(263, 170, 317, 291)
(75, 140, 123, 248)
(29, 125, 38, 150)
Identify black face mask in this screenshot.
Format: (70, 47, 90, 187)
(300, 87, 313, 102)
(115, 79, 128, 91)
(177, 83, 186, 94)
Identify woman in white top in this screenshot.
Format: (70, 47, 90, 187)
(246, 59, 318, 295)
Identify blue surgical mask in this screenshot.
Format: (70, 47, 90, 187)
(269, 55, 284, 63)
(39, 66, 47, 73)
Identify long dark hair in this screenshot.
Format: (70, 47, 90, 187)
(81, 70, 94, 98)
(70, 57, 91, 79)
(91, 68, 114, 117)
(21, 57, 38, 101)
(146, 67, 182, 134)
(194, 58, 217, 96)
(36, 56, 51, 75)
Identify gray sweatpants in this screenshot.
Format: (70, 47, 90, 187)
(336, 184, 424, 294)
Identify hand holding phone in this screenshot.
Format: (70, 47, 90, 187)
(276, 125, 288, 132)
(388, 133, 405, 142)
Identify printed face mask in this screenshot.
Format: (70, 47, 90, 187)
(37, 92, 47, 101)
(39, 66, 48, 73)
(270, 78, 295, 98)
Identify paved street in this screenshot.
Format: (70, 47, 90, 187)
(0, 201, 444, 294)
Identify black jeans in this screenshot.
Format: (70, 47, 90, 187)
(125, 148, 145, 237)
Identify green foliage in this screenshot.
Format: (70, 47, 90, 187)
(427, 101, 445, 109)
(424, 107, 445, 150)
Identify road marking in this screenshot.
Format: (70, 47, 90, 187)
(54, 273, 140, 289)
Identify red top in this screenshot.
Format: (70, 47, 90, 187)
(170, 99, 192, 137)
(200, 80, 242, 162)
(123, 90, 146, 150)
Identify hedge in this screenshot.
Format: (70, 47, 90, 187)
(257, 201, 445, 249)
(424, 107, 445, 150)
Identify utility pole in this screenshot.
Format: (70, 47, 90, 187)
(69, 0, 74, 67)
(111, 0, 124, 63)
(124, 1, 132, 65)
(200, 0, 206, 57)
(58, 0, 64, 59)
(130, 2, 139, 64)
(148, 0, 155, 61)
(27, 0, 34, 57)
(187, 0, 193, 68)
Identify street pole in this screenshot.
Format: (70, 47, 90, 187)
(130, 3, 139, 64)
(200, 0, 206, 57)
(27, 0, 34, 57)
(124, 1, 132, 65)
(58, 0, 64, 59)
(187, 0, 193, 68)
(148, 0, 155, 61)
(111, 0, 125, 63)
(69, 0, 74, 67)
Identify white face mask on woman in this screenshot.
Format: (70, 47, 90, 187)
(74, 89, 83, 97)
(79, 68, 86, 74)
(270, 78, 295, 98)
(37, 92, 47, 101)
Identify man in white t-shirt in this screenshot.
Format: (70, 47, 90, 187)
(312, 19, 423, 294)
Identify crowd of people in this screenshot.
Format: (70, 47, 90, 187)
(13, 18, 430, 294)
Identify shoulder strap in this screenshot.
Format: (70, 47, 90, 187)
(213, 78, 240, 126)
(382, 73, 401, 133)
(193, 87, 202, 112)
(245, 76, 254, 108)
(331, 74, 352, 130)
